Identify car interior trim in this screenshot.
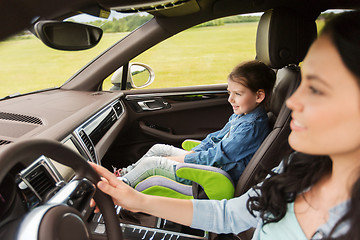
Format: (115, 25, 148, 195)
(125, 90, 227, 100)
(16, 204, 58, 240)
(17, 156, 64, 208)
(72, 99, 124, 164)
(120, 222, 208, 239)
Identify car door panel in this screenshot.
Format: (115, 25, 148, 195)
(101, 84, 233, 170)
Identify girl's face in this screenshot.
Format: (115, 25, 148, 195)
(286, 35, 360, 158)
(227, 79, 262, 115)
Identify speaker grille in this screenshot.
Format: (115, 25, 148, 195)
(0, 112, 43, 125)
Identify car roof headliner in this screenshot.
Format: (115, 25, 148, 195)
(1, 0, 359, 41)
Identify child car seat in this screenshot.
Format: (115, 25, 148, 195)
(135, 8, 317, 204)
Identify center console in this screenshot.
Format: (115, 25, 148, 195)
(90, 206, 208, 240)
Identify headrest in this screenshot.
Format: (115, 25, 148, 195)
(270, 66, 300, 116)
(256, 8, 317, 69)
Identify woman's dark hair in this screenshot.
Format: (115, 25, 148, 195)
(247, 152, 332, 223)
(321, 11, 360, 85)
(247, 11, 360, 239)
(228, 60, 276, 110)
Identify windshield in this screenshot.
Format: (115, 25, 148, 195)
(0, 12, 151, 98)
(0, 34, 123, 98)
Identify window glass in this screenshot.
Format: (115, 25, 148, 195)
(103, 16, 260, 90)
(103, 11, 339, 91)
(0, 11, 150, 98)
(0, 33, 124, 98)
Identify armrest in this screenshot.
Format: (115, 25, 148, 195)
(181, 139, 201, 151)
(175, 163, 235, 200)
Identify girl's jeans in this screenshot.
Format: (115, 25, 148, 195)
(122, 144, 188, 187)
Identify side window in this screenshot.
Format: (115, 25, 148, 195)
(103, 15, 259, 90)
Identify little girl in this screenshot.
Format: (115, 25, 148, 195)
(118, 60, 276, 187)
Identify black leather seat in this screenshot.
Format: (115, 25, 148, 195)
(235, 7, 317, 197)
(229, 8, 317, 240)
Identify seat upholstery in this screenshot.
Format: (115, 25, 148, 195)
(256, 8, 317, 69)
(232, 8, 317, 240)
(135, 175, 194, 199)
(234, 8, 317, 197)
(135, 162, 235, 200)
(181, 139, 201, 151)
(235, 65, 300, 196)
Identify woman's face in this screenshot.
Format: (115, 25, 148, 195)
(286, 35, 360, 158)
(227, 79, 261, 115)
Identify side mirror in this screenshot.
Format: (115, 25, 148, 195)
(129, 63, 155, 88)
(110, 63, 155, 90)
(33, 21, 103, 51)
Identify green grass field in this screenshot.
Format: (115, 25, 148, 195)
(0, 33, 126, 97)
(0, 23, 258, 97)
(128, 23, 257, 89)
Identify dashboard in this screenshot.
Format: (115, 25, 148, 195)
(0, 89, 126, 234)
(64, 99, 124, 165)
(0, 86, 223, 239)
(0, 89, 127, 166)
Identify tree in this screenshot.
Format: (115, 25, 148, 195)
(86, 14, 153, 33)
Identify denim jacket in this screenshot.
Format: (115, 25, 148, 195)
(184, 106, 270, 183)
(191, 158, 350, 239)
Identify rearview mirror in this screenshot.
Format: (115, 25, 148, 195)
(33, 21, 103, 51)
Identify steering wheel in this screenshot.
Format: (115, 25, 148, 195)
(0, 139, 123, 240)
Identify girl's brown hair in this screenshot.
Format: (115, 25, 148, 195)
(228, 60, 276, 110)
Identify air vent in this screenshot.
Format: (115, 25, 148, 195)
(112, 101, 123, 118)
(0, 139, 12, 146)
(25, 165, 56, 199)
(89, 110, 117, 146)
(79, 130, 96, 161)
(0, 112, 43, 125)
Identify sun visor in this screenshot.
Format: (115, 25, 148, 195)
(256, 8, 317, 69)
(96, 0, 192, 12)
